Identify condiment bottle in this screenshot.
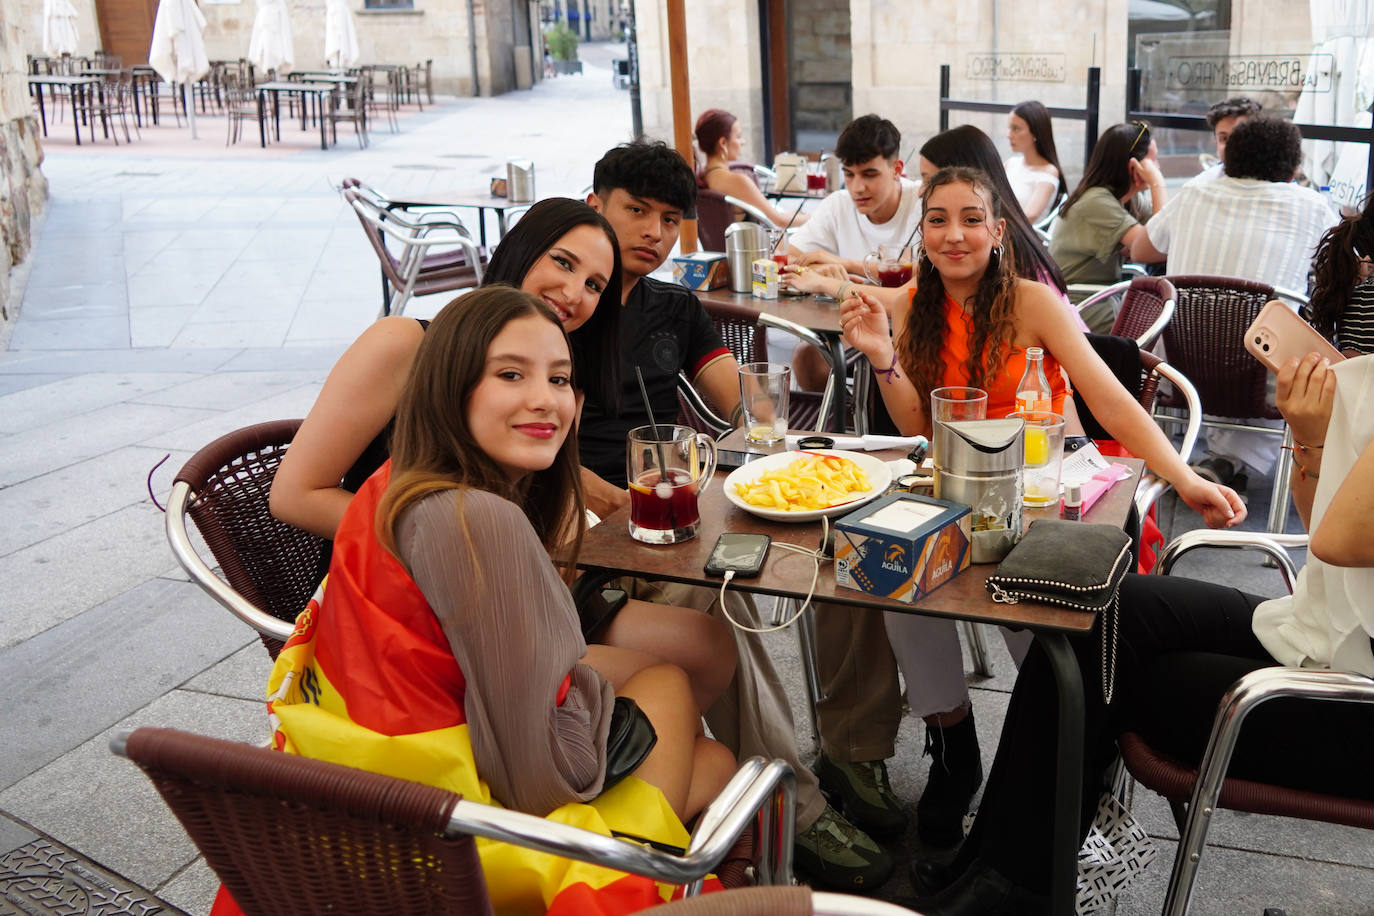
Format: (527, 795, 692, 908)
(1015, 347, 1052, 414)
(1062, 482, 1082, 521)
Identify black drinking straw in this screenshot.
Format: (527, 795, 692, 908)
(769, 196, 809, 257)
(634, 366, 677, 526)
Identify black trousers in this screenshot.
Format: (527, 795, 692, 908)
(959, 573, 1374, 893)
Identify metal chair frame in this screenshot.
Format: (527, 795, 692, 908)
(347, 189, 483, 318)
(1125, 531, 1374, 916)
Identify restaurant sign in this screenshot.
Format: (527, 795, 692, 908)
(965, 53, 1066, 83)
(1165, 54, 1333, 93)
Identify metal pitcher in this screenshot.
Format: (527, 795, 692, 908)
(932, 417, 1025, 563)
(506, 158, 536, 203)
(821, 152, 842, 192)
(725, 221, 767, 294)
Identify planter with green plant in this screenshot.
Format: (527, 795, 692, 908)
(546, 24, 582, 75)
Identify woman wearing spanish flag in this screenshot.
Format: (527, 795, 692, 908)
(257, 286, 736, 915)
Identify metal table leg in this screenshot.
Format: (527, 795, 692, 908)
(1038, 632, 1085, 916)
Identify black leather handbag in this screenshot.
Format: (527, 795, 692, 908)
(602, 696, 658, 793)
(986, 520, 1133, 703)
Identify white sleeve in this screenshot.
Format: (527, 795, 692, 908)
(789, 193, 845, 254)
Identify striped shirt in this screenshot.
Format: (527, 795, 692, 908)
(1144, 176, 1338, 293)
(1338, 281, 1374, 354)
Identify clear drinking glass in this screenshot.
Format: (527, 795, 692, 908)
(739, 362, 790, 445)
(1012, 410, 1066, 508)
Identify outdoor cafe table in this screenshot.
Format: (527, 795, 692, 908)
(697, 288, 860, 435)
(27, 74, 102, 145)
(378, 191, 531, 247)
(575, 439, 1146, 916)
(254, 80, 336, 150)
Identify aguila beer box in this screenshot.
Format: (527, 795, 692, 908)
(834, 492, 971, 602)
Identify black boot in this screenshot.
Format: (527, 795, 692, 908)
(913, 858, 1048, 916)
(916, 711, 983, 847)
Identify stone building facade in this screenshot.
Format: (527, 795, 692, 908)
(632, 0, 1321, 190)
(1, 0, 49, 324)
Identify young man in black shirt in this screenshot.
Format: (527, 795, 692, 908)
(579, 140, 894, 891)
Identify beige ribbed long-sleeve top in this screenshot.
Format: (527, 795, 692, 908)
(395, 488, 614, 816)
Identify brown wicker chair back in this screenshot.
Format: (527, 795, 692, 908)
(1160, 274, 1281, 420)
(173, 419, 324, 658)
(695, 187, 736, 251)
(119, 727, 493, 916)
(1109, 276, 1176, 349)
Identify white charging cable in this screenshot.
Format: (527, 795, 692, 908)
(717, 517, 829, 635)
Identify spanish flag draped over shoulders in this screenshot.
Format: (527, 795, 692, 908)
(213, 465, 710, 916)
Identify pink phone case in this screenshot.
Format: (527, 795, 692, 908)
(1242, 300, 1345, 373)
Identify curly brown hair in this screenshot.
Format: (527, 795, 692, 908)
(897, 167, 1019, 415)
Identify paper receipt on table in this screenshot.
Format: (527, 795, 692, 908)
(733, 454, 872, 511)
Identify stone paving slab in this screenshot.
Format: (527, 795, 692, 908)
(0, 576, 254, 788)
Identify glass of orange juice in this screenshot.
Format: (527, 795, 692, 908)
(1011, 411, 1065, 508)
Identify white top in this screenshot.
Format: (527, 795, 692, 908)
(789, 178, 922, 258)
(1002, 154, 1060, 212)
(1182, 161, 1224, 188)
(1252, 355, 1374, 677)
(1143, 176, 1338, 293)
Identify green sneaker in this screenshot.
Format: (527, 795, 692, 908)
(815, 754, 910, 837)
(793, 805, 894, 892)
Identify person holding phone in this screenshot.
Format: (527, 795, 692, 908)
(910, 351, 1374, 916)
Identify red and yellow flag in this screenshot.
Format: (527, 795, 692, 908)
(214, 468, 713, 915)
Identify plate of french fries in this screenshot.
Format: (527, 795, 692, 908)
(724, 449, 892, 522)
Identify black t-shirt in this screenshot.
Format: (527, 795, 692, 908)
(578, 277, 730, 487)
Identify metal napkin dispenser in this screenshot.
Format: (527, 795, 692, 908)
(506, 158, 536, 203)
(725, 221, 767, 294)
(932, 417, 1024, 563)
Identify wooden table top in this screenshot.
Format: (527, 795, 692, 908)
(577, 442, 1143, 634)
(696, 287, 843, 336)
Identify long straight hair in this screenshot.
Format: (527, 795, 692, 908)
(900, 167, 1019, 413)
(1061, 122, 1152, 219)
(377, 286, 584, 582)
(1308, 194, 1374, 339)
(481, 197, 622, 415)
(1011, 100, 1068, 199)
(920, 124, 1067, 294)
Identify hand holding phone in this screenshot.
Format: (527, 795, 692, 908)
(1243, 301, 1345, 374)
(704, 533, 771, 578)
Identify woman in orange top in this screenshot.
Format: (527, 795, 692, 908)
(836, 166, 1246, 856)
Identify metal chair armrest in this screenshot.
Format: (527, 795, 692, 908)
(723, 194, 781, 230)
(447, 757, 796, 889)
(165, 482, 296, 644)
(677, 372, 732, 436)
(1165, 667, 1374, 915)
(753, 164, 777, 183)
(1273, 286, 1311, 309)
(1073, 279, 1133, 314)
(1154, 529, 1307, 591)
(1133, 297, 1176, 349)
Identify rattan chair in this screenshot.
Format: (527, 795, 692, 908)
(1158, 275, 1309, 535)
(165, 419, 322, 659)
(113, 727, 800, 915)
(1114, 531, 1374, 916)
(1074, 276, 1178, 349)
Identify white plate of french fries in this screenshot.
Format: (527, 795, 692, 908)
(724, 449, 892, 522)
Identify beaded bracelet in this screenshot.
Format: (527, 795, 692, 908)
(876, 352, 901, 385)
(1282, 444, 1321, 480)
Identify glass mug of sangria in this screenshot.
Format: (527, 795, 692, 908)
(626, 425, 718, 544)
(863, 244, 914, 288)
